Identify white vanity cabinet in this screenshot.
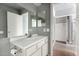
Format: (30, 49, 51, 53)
(26, 45, 37, 56)
(11, 36, 48, 56)
(42, 38, 48, 56)
(31, 48, 41, 56)
(42, 43, 48, 56)
(26, 38, 47, 56)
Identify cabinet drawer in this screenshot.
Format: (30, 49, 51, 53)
(26, 45, 37, 56)
(31, 48, 41, 56)
(37, 40, 45, 48)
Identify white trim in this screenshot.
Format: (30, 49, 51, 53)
(54, 14, 75, 18)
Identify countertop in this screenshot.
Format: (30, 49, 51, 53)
(11, 36, 48, 49)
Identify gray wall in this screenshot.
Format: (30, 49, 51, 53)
(0, 4, 50, 39)
(0, 3, 50, 37)
(0, 5, 19, 56)
(76, 3, 79, 55)
(0, 5, 19, 38)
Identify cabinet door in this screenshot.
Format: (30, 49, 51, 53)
(42, 43, 48, 56)
(26, 45, 37, 56)
(31, 48, 41, 56)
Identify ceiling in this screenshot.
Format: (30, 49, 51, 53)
(33, 3, 42, 7)
(0, 3, 26, 10)
(0, 3, 47, 15)
(2, 3, 41, 10)
(0, 3, 74, 17)
(53, 3, 75, 11)
(53, 3, 76, 17)
(0, 3, 38, 14)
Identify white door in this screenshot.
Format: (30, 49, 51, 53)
(55, 23, 67, 41)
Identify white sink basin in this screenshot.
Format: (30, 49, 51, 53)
(11, 36, 46, 49)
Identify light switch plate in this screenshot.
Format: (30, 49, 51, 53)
(0, 31, 4, 34)
(47, 28, 49, 32)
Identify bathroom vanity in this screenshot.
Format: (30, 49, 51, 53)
(10, 36, 48, 56)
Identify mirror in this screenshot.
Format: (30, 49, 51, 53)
(7, 11, 29, 37)
(31, 10, 46, 28)
(37, 10, 46, 27)
(7, 8, 47, 37)
(30, 9, 47, 35)
(31, 15, 37, 27)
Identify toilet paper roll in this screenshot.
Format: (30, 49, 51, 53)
(11, 49, 17, 55)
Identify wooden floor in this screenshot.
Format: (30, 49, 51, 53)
(53, 41, 76, 56)
(53, 49, 75, 56)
